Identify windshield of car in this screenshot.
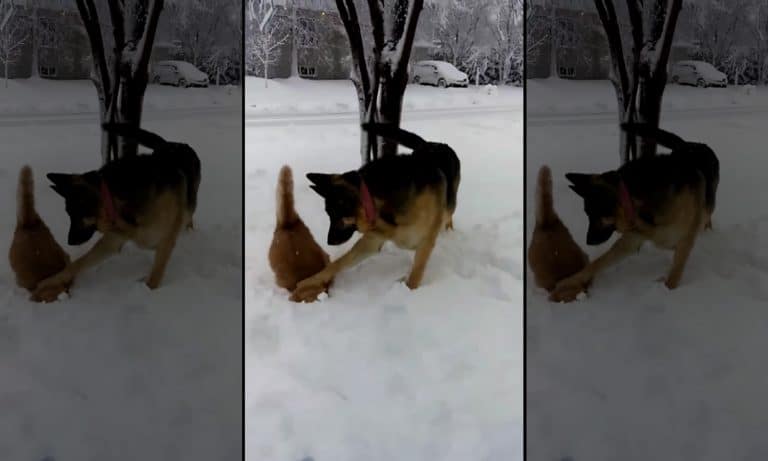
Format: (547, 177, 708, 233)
(432, 62, 459, 73)
(694, 62, 720, 74)
(169, 62, 202, 75)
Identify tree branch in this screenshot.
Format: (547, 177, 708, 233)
(76, 0, 111, 97)
(653, 0, 682, 77)
(393, 0, 423, 79)
(134, 0, 164, 75)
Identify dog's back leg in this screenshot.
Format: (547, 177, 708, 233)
(665, 179, 706, 289)
(406, 187, 446, 289)
(146, 194, 187, 290)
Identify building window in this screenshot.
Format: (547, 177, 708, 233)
(297, 17, 318, 48)
(556, 17, 577, 48)
(40, 65, 57, 77)
(38, 17, 57, 49)
(299, 66, 316, 77)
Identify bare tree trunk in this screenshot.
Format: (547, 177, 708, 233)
(548, 2, 557, 78)
(290, 1, 298, 78)
(595, 0, 681, 163)
(29, 5, 37, 78)
(76, 0, 164, 162)
(336, 0, 423, 163)
(264, 45, 269, 87)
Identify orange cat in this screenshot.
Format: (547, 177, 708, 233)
(9, 166, 71, 302)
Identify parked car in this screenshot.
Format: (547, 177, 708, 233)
(411, 60, 469, 88)
(670, 60, 727, 88)
(152, 60, 209, 87)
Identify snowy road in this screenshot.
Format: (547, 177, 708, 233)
(0, 106, 236, 127)
(528, 104, 768, 127)
(246, 105, 520, 127)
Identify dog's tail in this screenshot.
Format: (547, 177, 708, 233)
(17, 165, 40, 227)
(102, 123, 168, 150)
(276, 165, 299, 228)
(535, 165, 557, 226)
(362, 123, 428, 150)
(621, 123, 687, 150)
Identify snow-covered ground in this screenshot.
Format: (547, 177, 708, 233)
(246, 76, 520, 117)
(0, 78, 239, 116)
(527, 83, 768, 460)
(246, 84, 523, 460)
(0, 88, 242, 459)
(527, 78, 768, 116)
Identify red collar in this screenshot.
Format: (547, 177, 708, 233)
(619, 180, 635, 221)
(359, 179, 376, 226)
(100, 181, 118, 223)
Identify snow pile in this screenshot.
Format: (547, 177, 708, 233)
(0, 107, 242, 459)
(527, 79, 768, 116)
(246, 76, 523, 117)
(246, 100, 523, 460)
(0, 78, 239, 117)
(527, 112, 768, 460)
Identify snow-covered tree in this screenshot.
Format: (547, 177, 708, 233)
(76, 0, 164, 162)
(247, 0, 290, 86)
(753, 0, 768, 85)
(525, 0, 548, 65)
(0, 1, 29, 87)
(489, 0, 522, 83)
(167, 0, 225, 68)
(526, 0, 590, 79)
(336, 0, 425, 163)
(430, 0, 488, 71)
(686, 0, 748, 82)
(594, 0, 682, 162)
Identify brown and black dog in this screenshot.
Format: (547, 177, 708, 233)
(291, 123, 461, 302)
(9, 165, 71, 302)
(32, 123, 201, 301)
(528, 165, 589, 297)
(551, 123, 719, 302)
(268, 165, 331, 302)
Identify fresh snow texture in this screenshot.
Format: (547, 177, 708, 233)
(527, 85, 768, 460)
(527, 78, 768, 116)
(246, 84, 523, 460)
(246, 76, 519, 116)
(0, 89, 242, 460)
(0, 78, 239, 117)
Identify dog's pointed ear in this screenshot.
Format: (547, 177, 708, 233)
(565, 173, 592, 197)
(307, 173, 334, 197)
(47, 173, 74, 197)
(340, 170, 361, 187)
(309, 184, 325, 197)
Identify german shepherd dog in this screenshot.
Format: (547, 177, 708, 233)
(551, 123, 719, 302)
(9, 166, 71, 302)
(291, 123, 461, 302)
(268, 165, 331, 302)
(32, 124, 201, 301)
(528, 165, 589, 294)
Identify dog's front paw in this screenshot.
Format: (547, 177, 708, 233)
(141, 275, 162, 290)
(31, 274, 72, 303)
(657, 275, 679, 290)
(290, 282, 325, 303)
(291, 275, 327, 303)
(550, 275, 588, 303)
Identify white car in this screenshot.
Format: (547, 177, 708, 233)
(410, 60, 469, 88)
(670, 60, 727, 88)
(152, 60, 209, 88)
